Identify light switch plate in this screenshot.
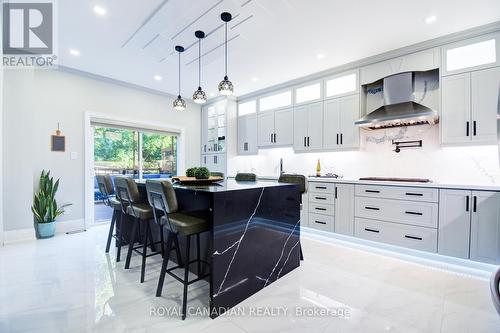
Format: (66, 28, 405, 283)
(70, 152, 78, 160)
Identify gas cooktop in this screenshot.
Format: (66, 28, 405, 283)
(359, 177, 431, 183)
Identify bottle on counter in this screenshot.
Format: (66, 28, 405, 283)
(316, 159, 321, 177)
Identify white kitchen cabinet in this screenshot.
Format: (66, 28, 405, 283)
(334, 184, 355, 236)
(237, 114, 258, 155)
(441, 73, 472, 144)
(470, 191, 500, 264)
(257, 108, 293, 148)
(441, 66, 499, 145)
(438, 190, 471, 259)
(201, 153, 226, 175)
(360, 48, 439, 85)
(293, 102, 323, 152)
(323, 95, 360, 149)
(471, 67, 500, 143)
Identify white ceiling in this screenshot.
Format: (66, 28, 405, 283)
(58, 0, 500, 98)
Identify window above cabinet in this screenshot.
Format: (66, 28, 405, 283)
(325, 72, 358, 98)
(295, 82, 321, 104)
(442, 32, 499, 76)
(259, 90, 292, 111)
(238, 100, 257, 116)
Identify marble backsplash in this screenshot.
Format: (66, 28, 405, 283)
(228, 125, 500, 185)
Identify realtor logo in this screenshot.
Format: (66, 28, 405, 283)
(2, 1, 57, 68)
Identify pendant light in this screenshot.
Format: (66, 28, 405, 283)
(173, 45, 186, 111)
(193, 31, 207, 104)
(218, 12, 233, 96)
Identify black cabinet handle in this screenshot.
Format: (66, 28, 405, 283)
(315, 220, 327, 225)
(271, 133, 273, 143)
(274, 133, 277, 143)
(204, 144, 206, 152)
(405, 192, 423, 196)
(365, 190, 380, 193)
(307, 136, 310, 147)
(405, 235, 423, 241)
(335, 187, 338, 199)
(315, 197, 327, 200)
(365, 228, 379, 233)
(340, 133, 343, 145)
(365, 206, 380, 211)
(315, 207, 327, 211)
(473, 121, 477, 136)
(466, 121, 470, 136)
(315, 186, 327, 189)
(405, 211, 423, 216)
(466, 195, 469, 212)
(473, 196, 477, 213)
(304, 137, 306, 147)
(336, 134, 339, 145)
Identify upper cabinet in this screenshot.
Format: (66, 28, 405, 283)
(441, 32, 500, 76)
(360, 48, 440, 85)
(441, 66, 500, 145)
(201, 101, 227, 154)
(323, 95, 360, 150)
(295, 82, 322, 105)
(257, 107, 293, 147)
(324, 71, 358, 99)
(237, 100, 258, 155)
(293, 102, 323, 152)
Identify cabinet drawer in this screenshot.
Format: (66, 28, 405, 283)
(354, 197, 438, 228)
(309, 193, 335, 205)
(309, 182, 335, 194)
(355, 218, 437, 252)
(355, 185, 438, 203)
(308, 213, 334, 232)
(309, 203, 334, 216)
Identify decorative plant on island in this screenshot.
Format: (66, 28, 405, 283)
(185, 167, 210, 179)
(31, 170, 72, 239)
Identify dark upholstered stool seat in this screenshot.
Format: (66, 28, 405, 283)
(160, 213, 209, 236)
(235, 172, 256, 181)
(278, 174, 306, 193)
(109, 197, 122, 210)
(127, 203, 153, 220)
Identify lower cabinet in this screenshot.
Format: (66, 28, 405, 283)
(438, 190, 471, 259)
(470, 191, 500, 264)
(334, 184, 355, 236)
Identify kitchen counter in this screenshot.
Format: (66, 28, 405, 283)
(308, 177, 500, 192)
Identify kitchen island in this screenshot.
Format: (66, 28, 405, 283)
(135, 179, 301, 317)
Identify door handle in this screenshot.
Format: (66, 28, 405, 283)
(340, 133, 343, 145)
(315, 186, 327, 189)
(466, 195, 469, 212)
(304, 137, 306, 147)
(274, 133, 277, 143)
(473, 121, 477, 136)
(307, 136, 310, 147)
(315, 220, 327, 225)
(204, 156, 206, 164)
(405, 192, 423, 196)
(204, 144, 206, 152)
(405, 235, 423, 241)
(466, 121, 470, 136)
(271, 133, 273, 143)
(473, 196, 477, 213)
(315, 207, 327, 211)
(315, 197, 327, 200)
(335, 187, 338, 199)
(365, 190, 380, 193)
(365, 206, 380, 211)
(336, 134, 339, 145)
(364, 228, 379, 233)
(405, 211, 423, 216)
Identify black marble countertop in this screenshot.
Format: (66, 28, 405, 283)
(136, 179, 294, 193)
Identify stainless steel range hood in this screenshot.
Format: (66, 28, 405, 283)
(355, 72, 439, 129)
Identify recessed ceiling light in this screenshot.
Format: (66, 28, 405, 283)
(69, 49, 80, 57)
(251, 77, 259, 82)
(154, 75, 162, 81)
(93, 5, 107, 16)
(316, 53, 326, 60)
(425, 15, 437, 24)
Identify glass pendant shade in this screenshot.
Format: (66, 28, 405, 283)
(193, 87, 207, 104)
(173, 95, 186, 110)
(218, 75, 233, 96)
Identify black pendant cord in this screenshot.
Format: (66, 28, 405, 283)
(224, 21, 228, 77)
(198, 39, 201, 88)
(178, 51, 181, 96)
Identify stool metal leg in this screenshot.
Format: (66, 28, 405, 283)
(173, 234, 183, 267)
(116, 213, 123, 262)
(148, 221, 156, 252)
(140, 220, 149, 283)
(156, 231, 173, 297)
(105, 210, 117, 253)
(125, 219, 138, 269)
(182, 235, 191, 320)
(160, 227, 165, 258)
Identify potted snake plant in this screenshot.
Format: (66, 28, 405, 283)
(31, 170, 72, 238)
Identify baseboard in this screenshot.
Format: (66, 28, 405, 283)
(3, 218, 85, 245)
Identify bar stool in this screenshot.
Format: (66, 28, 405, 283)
(114, 176, 163, 283)
(235, 172, 256, 181)
(146, 180, 210, 320)
(278, 173, 306, 261)
(96, 174, 124, 262)
(210, 172, 224, 179)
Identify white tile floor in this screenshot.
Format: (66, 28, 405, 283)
(0, 225, 498, 333)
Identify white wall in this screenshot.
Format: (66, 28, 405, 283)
(229, 125, 500, 185)
(2, 69, 201, 232)
(0, 2, 4, 245)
